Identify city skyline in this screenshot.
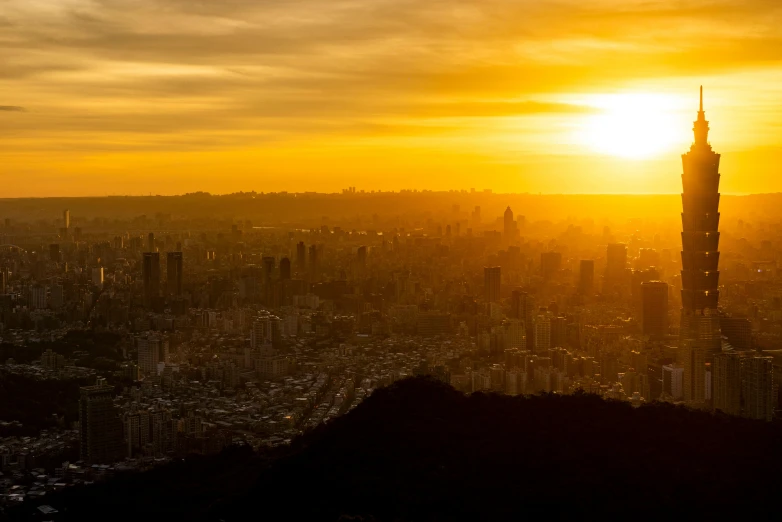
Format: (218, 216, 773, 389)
(3, 1, 782, 518)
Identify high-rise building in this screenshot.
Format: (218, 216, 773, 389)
(680, 87, 722, 405)
(279, 257, 291, 280)
(63, 209, 70, 230)
(296, 241, 306, 272)
(503, 206, 515, 238)
(0, 268, 6, 294)
(471, 206, 481, 225)
(137, 335, 167, 376)
(79, 381, 124, 463)
(484, 266, 501, 303)
(604, 243, 628, 293)
(147, 232, 155, 252)
(28, 285, 47, 309)
(713, 352, 742, 416)
(534, 315, 551, 353)
(308, 245, 318, 278)
(641, 281, 668, 339)
(540, 252, 562, 281)
(91, 267, 104, 287)
(662, 364, 684, 399)
(262, 256, 275, 287)
(511, 289, 536, 347)
(578, 260, 594, 295)
(142, 252, 161, 302)
(49, 243, 60, 262)
(742, 356, 775, 421)
(166, 252, 183, 296)
(720, 316, 752, 351)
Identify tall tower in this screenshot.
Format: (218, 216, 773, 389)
(680, 87, 722, 404)
(503, 206, 514, 238)
(484, 266, 501, 303)
(142, 252, 161, 303)
(166, 251, 183, 296)
(79, 382, 124, 463)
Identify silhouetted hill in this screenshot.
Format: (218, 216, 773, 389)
(11, 377, 782, 521)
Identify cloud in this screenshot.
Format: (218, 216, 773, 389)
(0, 106, 25, 112)
(2, 0, 782, 163)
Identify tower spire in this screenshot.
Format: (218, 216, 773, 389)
(693, 86, 710, 148)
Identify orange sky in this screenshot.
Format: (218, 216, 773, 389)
(2, 0, 782, 197)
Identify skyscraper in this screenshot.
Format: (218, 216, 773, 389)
(741, 356, 774, 422)
(296, 241, 306, 272)
(578, 260, 594, 295)
(79, 381, 124, 463)
(713, 352, 742, 416)
(137, 335, 166, 376)
(279, 257, 291, 280)
(641, 281, 668, 339)
(147, 232, 155, 252)
(166, 251, 183, 296)
(308, 244, 318, 278)
(604, 243, 628, 293)
(262, 256, 275, 286)
(63, 209, 70, 230)
(484, 266, 501, 303)
(503, 206, 515, 238)
(680, 88, 722, 404)
(142, 252, 161, 302)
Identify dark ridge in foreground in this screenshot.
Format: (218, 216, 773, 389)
(10, 377, 782, 521)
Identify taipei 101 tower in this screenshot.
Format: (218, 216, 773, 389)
(680, 87, 722, 404)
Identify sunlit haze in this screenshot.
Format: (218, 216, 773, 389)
(3, 0, 782, 195)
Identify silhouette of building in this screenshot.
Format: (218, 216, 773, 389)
(484, 266, 501, 303)
(662, 364, 684, 399)
(713, 352, 742, 416)
(63, 209, 70, 230)
(79, 381, 124, 464)
(641, 281, 668, 339)
(680, 87, 722, 405)
(166, 252, 183, 296)
(280, 257, 291, 280)
(296, 241, 306, 273)
(138, 334, 167, 377)
(262, 256, 275, 286)
(720, 316, 752, 351)
(579, 260, 594, 295)
(142, 252, 161, 303)
(604, 243, 628, 294)
(503, 206, 515, 239)
(742, 356, 775, 421)
(147, 232, 155, 252)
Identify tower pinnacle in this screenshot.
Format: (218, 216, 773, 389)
(693, 86, 710, 148)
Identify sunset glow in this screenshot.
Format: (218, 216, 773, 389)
(2, 0, 782, 195)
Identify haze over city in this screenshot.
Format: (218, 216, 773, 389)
(4, 0, 782, 520)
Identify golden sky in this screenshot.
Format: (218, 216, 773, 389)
(2, 0, 782, 196)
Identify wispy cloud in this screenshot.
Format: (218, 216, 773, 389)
(2, 0, 782, 194)
(0, 106, 25, 112)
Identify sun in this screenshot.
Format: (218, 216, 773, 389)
(578, 93, 688, 159)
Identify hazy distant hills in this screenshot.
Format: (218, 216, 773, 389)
(15, 377, 782, 521)
(3, 192, 782, 226)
